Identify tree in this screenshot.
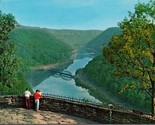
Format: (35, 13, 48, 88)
(103, 0, 155, 116)
(0, 11, 20, 87)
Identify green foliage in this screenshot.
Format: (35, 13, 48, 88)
(9, 26, 101, 67)
(80, 55, 151, 112)
(0, 42, 21, 87)
(79, 27, 121, 55)
(0, 11, 31, 94)
(47, 29, 102, 49)
(0, 73, 32, 95)
(0, 11, 17, 41)
(0, 11, 20, 87)
(103, 1, 155, 113)
(103, 0, 155, 92)
(10, 26, 73, 66)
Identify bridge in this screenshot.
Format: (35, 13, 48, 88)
(52, 69, 74, 80)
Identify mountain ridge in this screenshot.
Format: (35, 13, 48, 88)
(78, 27, 121, 55)
(9, 25, 104, 67)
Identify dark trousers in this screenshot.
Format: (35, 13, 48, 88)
(25, 97, 31, 109)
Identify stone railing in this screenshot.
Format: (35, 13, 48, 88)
(0, 95, 155, 124)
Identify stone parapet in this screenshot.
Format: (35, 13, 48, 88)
(0, 95, 154, 124)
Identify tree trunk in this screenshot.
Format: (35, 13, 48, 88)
(152, 82, 155, 117)
(151, 54, 155, 117)
(153, 97, 155, 116)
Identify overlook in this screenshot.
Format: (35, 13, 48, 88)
(0, 108, 97, 124)
(0, 94, 155, 124)
(0, 0, 155, 124)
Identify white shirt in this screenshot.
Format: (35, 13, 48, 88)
(24, 90, 31, 97)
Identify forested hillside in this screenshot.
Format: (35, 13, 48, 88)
(79, 27, 121, 55)
(10, 26, 74, 67)
(0, 12, 32, 95)
(76, 26, 152, 113)
(75, 0, 155, 114)
(75, 27, 151, 112)
(10, 26, 102, 67)
(76, 56, 151, 113)
(48, 29, 102, 49)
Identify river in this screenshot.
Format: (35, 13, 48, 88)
(28, 53, 100, 102)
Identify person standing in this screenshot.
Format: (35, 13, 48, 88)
(24, 88, 31, 109)
(34, 90, 42, 111)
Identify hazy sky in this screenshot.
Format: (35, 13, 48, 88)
(0, 0, 150, 30)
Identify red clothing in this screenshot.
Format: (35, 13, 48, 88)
(34, 92, 42, 99)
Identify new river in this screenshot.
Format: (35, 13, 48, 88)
(27, 53, 100, 102)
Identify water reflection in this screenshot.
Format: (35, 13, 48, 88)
(33, 57, 100, 102)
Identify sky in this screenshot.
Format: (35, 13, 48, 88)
(0, 0, 150, 30)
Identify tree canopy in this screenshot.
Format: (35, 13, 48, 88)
(0, 11, 20, 87)
(103, 0, 155, 115)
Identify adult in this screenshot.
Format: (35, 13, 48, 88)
(24, 88, 31, 109)
(34, 90, 42, 111)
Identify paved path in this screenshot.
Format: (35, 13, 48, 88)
(0, 108, 98, 124)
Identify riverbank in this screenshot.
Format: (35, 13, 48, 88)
(31, 49, 77, 71)
(25, 50, 77, 87)
(74, 70, 130, 110)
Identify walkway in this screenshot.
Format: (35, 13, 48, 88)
(0, 108, 98, 124)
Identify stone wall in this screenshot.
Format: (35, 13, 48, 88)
(0, 95, 155, 124)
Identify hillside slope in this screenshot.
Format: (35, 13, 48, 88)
(79, 27, 121, 55)
(75, 56, 151, 113)
(10, 26, 102, 67)
(48, 29, 102, 49)
(10, 26, 73, 66)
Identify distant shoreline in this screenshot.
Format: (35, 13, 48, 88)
(25, 50, 77, 87)
(31, 49, 77, 71)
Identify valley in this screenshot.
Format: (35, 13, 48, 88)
(8, 25, 151, 113)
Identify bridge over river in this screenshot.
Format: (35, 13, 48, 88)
(52, 69, 74, 81)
